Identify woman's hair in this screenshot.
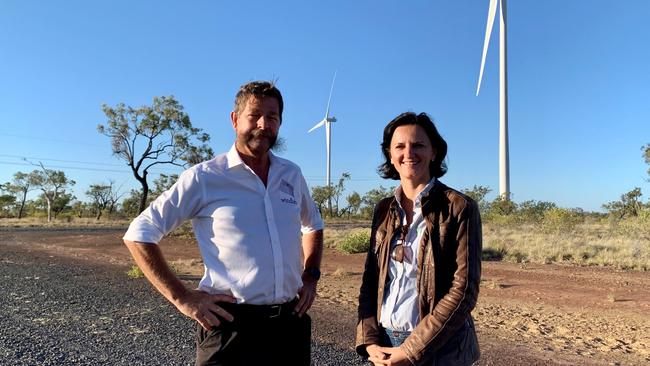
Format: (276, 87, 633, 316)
(378, 112, 448, 180)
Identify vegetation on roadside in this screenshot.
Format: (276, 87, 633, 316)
(2, 143, 650, 271)
(126, 265, 144, 279)
(126, 263, 180, 279)
(337, 230, 371, 254)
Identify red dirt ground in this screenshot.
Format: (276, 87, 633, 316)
(2, 228, 648, 365)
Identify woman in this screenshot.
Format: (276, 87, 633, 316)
(356, 112, 482, 366)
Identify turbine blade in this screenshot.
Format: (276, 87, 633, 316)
(477, 0, 498, 96)
(324, 70, 337, 119)
(308, 119, 326, 133)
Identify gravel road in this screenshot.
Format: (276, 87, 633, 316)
(0, 245, 366, 365)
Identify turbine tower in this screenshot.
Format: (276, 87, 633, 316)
(308, 71, 337, 187)
(476, 0, 510, 198)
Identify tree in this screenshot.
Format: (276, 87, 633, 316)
(488, 194, 517, 216)
(330, 172, 351, 217)
(34, 191, 75, 219)
(3, 171, 39, 218)
(121, 189, 143, 218)
(517, 200, 557, 222)
(461, 185, 492, 213)
(51, 192, 75, 219)
(641, 144, 650, 182)
(86, 183, 113, 220)
(150, 174, 179, 198)
(32, 166, 75, 222)
(345, 191, 362, 218)
(603, 187, 644, 219)
(361, 185, 393, 218)
(71, 200, 91, 218)
(0, 184, 16, 217)
(86, 180, 124, 219)
(311, 185, 334, 217)
(98, 96, 212, 214)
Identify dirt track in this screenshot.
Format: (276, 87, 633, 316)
(1, 228, 648, 365)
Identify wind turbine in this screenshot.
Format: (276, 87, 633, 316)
(476, 0, 510, 198)
(308, 71, 338, 188)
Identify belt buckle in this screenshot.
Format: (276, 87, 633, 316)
(269, 304, 282, 318)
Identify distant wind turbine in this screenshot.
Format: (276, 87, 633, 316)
(308, 71, 338, 188)
(476, 0, 510, 198)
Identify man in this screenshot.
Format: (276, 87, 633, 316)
(123, 81, 324, 366)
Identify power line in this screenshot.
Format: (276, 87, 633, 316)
(0, 153, 124, 167)
(0, 161, 182, 175)
(0, 132, 102, 147)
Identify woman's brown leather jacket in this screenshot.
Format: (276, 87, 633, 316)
(356, 180, 482, 365)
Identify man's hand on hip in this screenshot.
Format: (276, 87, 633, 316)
(176, 290, 237, 331)
(295, 276, 317, 317)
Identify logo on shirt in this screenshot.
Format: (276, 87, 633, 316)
(279, 180, 294, 196)
(279, 180, 297, 204)
(281, 197, 298, 205)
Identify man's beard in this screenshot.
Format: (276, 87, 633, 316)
(246, 129, 285, 153)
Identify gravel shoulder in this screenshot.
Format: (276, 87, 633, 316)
(0, 236, 364, 365)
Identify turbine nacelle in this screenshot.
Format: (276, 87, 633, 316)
(307, 115, 337, 133)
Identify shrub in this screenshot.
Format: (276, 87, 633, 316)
(126, 263, 179, 279)
(338, 230, 371, 254)
(541, 207, 584, 233)
(126, 265, 144, 279)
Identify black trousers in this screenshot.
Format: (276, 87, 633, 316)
(195, 301, 311, 366)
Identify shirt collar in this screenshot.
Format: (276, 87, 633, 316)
(226, 143, 283, 169)
(394, 177, 437, 210)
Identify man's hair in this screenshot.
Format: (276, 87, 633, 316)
(234, 81, 284, 121)
(378, 112, 448, 180)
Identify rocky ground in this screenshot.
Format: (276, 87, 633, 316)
(1, 228, 649, 365)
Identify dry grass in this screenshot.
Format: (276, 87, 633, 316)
(0, 217, 130, 228)
(4, 216, 647, 271)
(324, 217, 650, 271)
(323, 224, 370, 252)
(483, 218, 650, 271)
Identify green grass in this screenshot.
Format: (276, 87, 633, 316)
(126, 263, 180, 279)
(337, 230, 371, 254)
(126, 265, 144, 279)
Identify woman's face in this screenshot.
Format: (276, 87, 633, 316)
(389, 124, 436, 186)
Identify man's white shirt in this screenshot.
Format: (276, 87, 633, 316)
(124, 145, 324, 305)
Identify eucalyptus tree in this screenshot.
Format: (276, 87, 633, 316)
(345, 192, 362, 218)
(98, 96, 212, 213)
(86, 183, 113, 220)
(32, 167, 75, 222)
(641, 144, 650, 182)
(3, 171, 39, 218)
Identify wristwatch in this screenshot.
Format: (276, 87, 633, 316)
(303, 267, 321, 281)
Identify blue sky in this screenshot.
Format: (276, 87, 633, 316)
(1, 0, 649, 212)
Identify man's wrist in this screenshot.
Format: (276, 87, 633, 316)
(303, 266, 321, 281)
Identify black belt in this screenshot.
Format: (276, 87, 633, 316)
(218, 298, 298, 321)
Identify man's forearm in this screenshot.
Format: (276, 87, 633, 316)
(301, 230, 323, 270)
(124, 240, 189, 305)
